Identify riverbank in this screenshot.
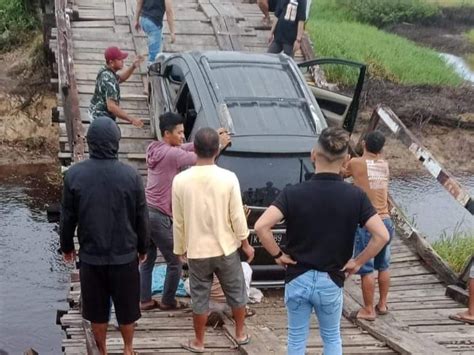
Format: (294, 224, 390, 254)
(0, 35, 59, 168)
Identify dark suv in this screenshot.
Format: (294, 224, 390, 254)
(149, 51, 365, 286)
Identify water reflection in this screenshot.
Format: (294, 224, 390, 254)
(390, 172, 474, 241)
(0, 165, 69, 355)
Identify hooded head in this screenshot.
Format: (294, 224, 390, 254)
(87, 117, 121, 159)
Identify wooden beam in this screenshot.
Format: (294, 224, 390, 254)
(83, 319, 101, 355)
(343, 279, 453, 354)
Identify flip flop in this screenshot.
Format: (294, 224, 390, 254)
(236, 334, 251, 346)
(349, 310, 376, 322)
(449, 314, 474, 325)
(158, 300, 189, 311)
(375, 304, 389, 315)
(245, 307, 256, 317)
(181, 339, 205, 353)
(140, 299, 159, 311)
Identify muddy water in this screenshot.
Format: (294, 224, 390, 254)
(0, 166, 472, 354)
(390, 172, 474, 240)
(0, 165, 69, 355)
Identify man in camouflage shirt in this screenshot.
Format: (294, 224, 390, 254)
(89, 46, 144, 128)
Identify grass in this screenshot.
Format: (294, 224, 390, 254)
(0, 0, 39, 50)
(306, 0, 463, 86)
(432, 233, 474, 273)
(423, 0, 474, 6)
(466, 29, 474, 44)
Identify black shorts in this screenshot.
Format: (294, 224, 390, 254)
(80, 259, 141, 325)
(268, 0, 277, 12)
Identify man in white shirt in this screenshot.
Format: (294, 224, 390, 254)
(172, 127, 254, 353)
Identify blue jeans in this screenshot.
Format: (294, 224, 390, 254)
(285, 270, 343, 355)
(139, 16, 163, 63)
(354, 218, 394, 275)
(139, 208, 182, 305)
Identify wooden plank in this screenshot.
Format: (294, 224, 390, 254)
(446, 285, 469, 306)
(224, 16, 244, 51)
(343, 279, 453, 354)
(211, 16, 233, 50)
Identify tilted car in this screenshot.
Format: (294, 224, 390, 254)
(148, 51, 366, 286)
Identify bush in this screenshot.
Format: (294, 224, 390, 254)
(432, 233, 474, 273)
(0, 0, 39, 50)
(335, 0, 440, 27)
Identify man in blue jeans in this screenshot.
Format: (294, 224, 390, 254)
(133, 0, 175, 64)
(344, 131, 394, 321)
(255, 127, 389, 355)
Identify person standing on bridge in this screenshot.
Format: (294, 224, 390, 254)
(172, 127, 254, 353)
(450, 263, 474, 325)
(60, 117, 149, 355)
(255, 127, 389, 355)
(344, 131, 394, 321)
(267, 0, 307, 57)
(88, 46, 145, 128)
(139, 113, 231, 312)
(133, 0, 176, 64)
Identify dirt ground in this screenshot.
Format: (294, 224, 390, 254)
(387, 6, 474, 57)
(355, 6, 474, 173)
(0, 38, 59, 169)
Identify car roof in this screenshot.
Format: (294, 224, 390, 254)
(156, 51, 327, 153)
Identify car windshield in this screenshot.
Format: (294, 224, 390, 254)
(217, 153, 314, 207)
(208, 62, 324, 138)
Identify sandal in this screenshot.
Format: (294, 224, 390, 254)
(140, 299, 159, 311)
(449, 314, 474, 325)
(181, 339, 205, 353)
(245, 307, 256, 317)
(158, 300, 189, 311)
(349, 310, 376, 322)
(236, 334, 251, 346)
(375, 304, 389, 315)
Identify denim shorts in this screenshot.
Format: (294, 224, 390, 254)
(354, 218, 394, 275)
(139, 16, 163, 64)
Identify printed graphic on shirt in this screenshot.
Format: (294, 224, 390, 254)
(366, 160, 389, 190)
(284, 0, 299, 22)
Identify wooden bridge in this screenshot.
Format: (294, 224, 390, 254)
(48, 0, 474, 353)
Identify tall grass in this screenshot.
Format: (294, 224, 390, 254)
(0, 0, 39, 50)
(306, 0, 463, 86)
(423, 0, 474, 7)
(467, 29, 474, 44)
(432, 233, 474, 273)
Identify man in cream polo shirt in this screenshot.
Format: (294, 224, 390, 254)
(172, 127, 254, 353)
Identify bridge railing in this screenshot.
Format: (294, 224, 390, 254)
(55, 0, 84, 162)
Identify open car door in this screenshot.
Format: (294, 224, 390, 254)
(298, 58, 366, 134)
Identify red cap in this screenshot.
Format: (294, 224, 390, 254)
(104, 46, 128, 62)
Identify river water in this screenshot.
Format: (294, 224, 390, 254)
(0, 165, 472, 354)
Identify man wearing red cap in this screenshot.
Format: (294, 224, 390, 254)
(88, 46, 144, 128)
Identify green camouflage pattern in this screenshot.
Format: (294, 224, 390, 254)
(88, 66, 120, 120)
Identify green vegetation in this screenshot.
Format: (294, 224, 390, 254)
(0, 0, 39, 50)
(423, 0, 474, 7)
(433, 233, 474, 273)
(335, 0, 439, 27)
(306, 0, 463, 86)
(466, 29, 474, 44)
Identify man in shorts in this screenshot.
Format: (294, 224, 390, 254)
(450, 262, 474, 325)
(345, 131, 394, 320)
(60, 117, 149, 355)
(172, 128, 254, 353)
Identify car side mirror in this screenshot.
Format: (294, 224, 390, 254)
(148, 62, 162, 76)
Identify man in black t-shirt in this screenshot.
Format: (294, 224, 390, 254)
(268, 0, 307, 57)
(255, 128, 389, 355)
(134, 0, 176, 64)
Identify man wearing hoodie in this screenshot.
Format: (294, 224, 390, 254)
(60, 117, 149, 355)
(88, 46, 145, 128)
(139, 112, 231, 311)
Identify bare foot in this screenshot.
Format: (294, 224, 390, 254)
(351, 308, 376, 321)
